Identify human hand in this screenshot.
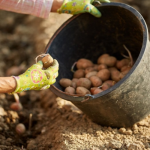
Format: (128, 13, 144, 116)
(57, 0, 110, 17)
(12, 60, 59, 93)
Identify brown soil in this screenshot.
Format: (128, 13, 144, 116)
(0, 1, 150, 150)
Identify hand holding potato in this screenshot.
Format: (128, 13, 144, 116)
(11, 60, 59, 93)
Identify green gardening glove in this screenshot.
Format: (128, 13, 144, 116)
(11, 60, 59, 93)
(57, 0, 110, 17)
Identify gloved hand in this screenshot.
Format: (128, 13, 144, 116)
(57, 0, 110, 17)
(11, 60, 59, 93)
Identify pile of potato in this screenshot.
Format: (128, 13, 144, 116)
(59, 53, 133, 96)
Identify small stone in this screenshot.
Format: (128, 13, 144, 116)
(127, 143, 142, 150)
(108, 127, 113, 131)
(6, 117, 10, 123)
(145, 143, 150, 148)
(123, 139, 131, 147)
(125, 129, 132, 135)
(0, 117, 4, 122)
(27, 140, 37, 149)
(41, 127, 46, 133)
(0, 135, 5, 140)
(5, 141, 11, 146)
(133, 124, 138, 130)
(1, 47, 10, 55)
(133, 130, 139, 134)
(119, 128, 126, 134)
(87, 128, 93, 133)
(127, 141, 145, 150)
(6, 138, 13, 142)
(4, 125, 9, 131)
(0, 107, 7, 116)
(108, 140, 122, 149)
(0, 94, 6, 99)
(137, 120, 149, 127)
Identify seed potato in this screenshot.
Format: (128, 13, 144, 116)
(42, 54, 53, 69)
(76, 87, 91, 96)
(89, 76, 102, 87)
(116, 59, 130, 70)
(59, 78, 72, 88)
(110, 70, 121, 82)
(73, 69, 85, 78)
(85, 67, 96, 74)
(76, 58, 93, 69)
(85, 71, 97, 79)
(101, 82, 111, 91)
(97, 54, 109, 64)
(65, 87, 75, 94)
(97, 69, 110, 81)
(92, 88, 103, 95)
(76, 78, 92, 89)
(99, 56, 117, 67)
(97, 64, 107, 71)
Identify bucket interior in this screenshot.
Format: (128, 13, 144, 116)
(46, 4, 144, 92)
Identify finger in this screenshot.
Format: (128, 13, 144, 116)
(99, 0, 110, 3)
(51, 59, 59, 68)
(44, 70, 58, 82)
(47, 59, 59, 72)
(48, 71, 58, 84)
(52, 72, 58, 80)
(40, 85, 50, 90)
(90, 5, 102, 17)
(27, 60, 43, 71)
(36, 61, 43, 69)
(44, 70, 51, 80)
(49, 79, 56, 85)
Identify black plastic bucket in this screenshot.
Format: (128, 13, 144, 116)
(45, 2, 150, 128)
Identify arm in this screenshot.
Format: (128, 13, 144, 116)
(0, 59, 58, 94)
(0, 77, 17, 93)
(0, 0, 61, 19)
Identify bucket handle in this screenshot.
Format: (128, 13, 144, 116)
(81, 94, 94, 102)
